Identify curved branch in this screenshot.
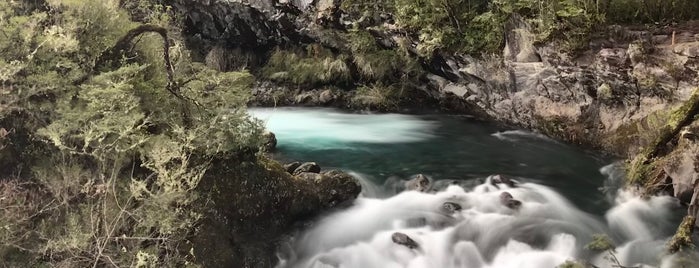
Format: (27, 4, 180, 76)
(75, 24, 181, 99)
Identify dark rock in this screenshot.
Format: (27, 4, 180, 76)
(315, 170, 362, 206)
(404, 174, 431, 192)
(193, 157, 360, 268)
(293, 162, 321, 175)
(442, 202, 462, 214)
(295, 172, 323, 181)
(283, 162, 302, 174)
(262, 131, 277, 152)
(391, 232, 419, 249)
(491, 174, 516, 187)
(500, 192, 522, 210)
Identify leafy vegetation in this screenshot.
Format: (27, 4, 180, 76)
(340, 0, 699, 56)
(0, 0, 265, 266)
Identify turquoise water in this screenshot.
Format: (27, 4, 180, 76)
(253, 107, 612, 213)
(250, 107, 693, 268)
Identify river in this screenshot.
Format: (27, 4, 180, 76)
(249, 107, 696, 268)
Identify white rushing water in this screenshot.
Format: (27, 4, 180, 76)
(253, 108, 698, 268)
(276, 171, 697, 268)
(248, 108, 437, 149)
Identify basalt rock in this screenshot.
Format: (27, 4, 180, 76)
(293, 162, 321, 175)
(391, 232, 419, 249)
(500, 192, 523, 210)
(192, 158, 361, 267)
(490, 174, 516, 188)
(442, 202, 462, 214)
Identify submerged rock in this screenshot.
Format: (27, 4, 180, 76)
(491, 174, 516, 188)
(391, 232, 419, 249)
(293, 162, 321, 175)
(405, 174, 431, 192)
(442, 202, 462, 214)
(500, 192, 522, 210)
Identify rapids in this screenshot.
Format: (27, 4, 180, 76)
(248, 108, 698, 268)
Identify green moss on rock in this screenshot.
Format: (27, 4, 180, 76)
(668, 215, 696, 253)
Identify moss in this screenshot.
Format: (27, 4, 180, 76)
(558, 260, 586, 268)
(585, 234, 615, 252)
(623, 88, 699, 190)
(597, 83, 613, 100)
(261, 47, 351, 86)
(668, 215, 696, 253)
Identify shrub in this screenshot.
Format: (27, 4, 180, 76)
(261, 46, 351, 86)
(0, 0, 264, 267)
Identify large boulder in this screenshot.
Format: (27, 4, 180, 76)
(192, 158, 361, 267)
(293, 162, 321, 175)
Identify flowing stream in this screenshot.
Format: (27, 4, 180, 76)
(249, 108, 697, 268)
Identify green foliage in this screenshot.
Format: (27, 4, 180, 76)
(0, 0, 263, 267)
(585, 233, 615, 251)
(606, 0, 699, 23)
(668, 215, 696, 253)
(261, 45, 351, 86)
(393, 0, 500, 55)
(346, 30, 422, 81)
(492, 0, 603, 51)
(352, 82, 402, 110)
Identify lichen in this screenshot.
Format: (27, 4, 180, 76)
(624, 88, 699, 190)
(668, 215, 696, 253)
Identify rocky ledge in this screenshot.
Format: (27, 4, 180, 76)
(193, 154, 361, 267)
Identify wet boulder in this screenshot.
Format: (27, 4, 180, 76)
(314, 170, 362, 207)
(405, 174, 431, 192)
(500, 192, 522, 210)
(293, 162, 321, 175)
(391, 232, 419, 249)
(442, 202, 462, 214)
(262, 131, 277, 152)
(283, 162, 302, 174)
(491, 174, 516, 188)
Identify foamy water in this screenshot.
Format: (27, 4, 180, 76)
(276, 174, 696, 268)
(252, 108, 697, 268)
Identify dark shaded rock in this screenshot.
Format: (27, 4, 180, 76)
(193, 157, 361, 268)
(262, 131, 277, 152)
(316, 170, 362, 206)
(391, 232, 419, 249)
(405, 174, 431, 192)
(442, 202, 462, 214)
(293, 162, 321, 175)
(500, 192, 522, 210)
(283, 162, 302, 174)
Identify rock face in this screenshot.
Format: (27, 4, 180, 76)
(193, 158, 361, 267)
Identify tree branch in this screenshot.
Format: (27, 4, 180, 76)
(75, 24, 181, 100)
